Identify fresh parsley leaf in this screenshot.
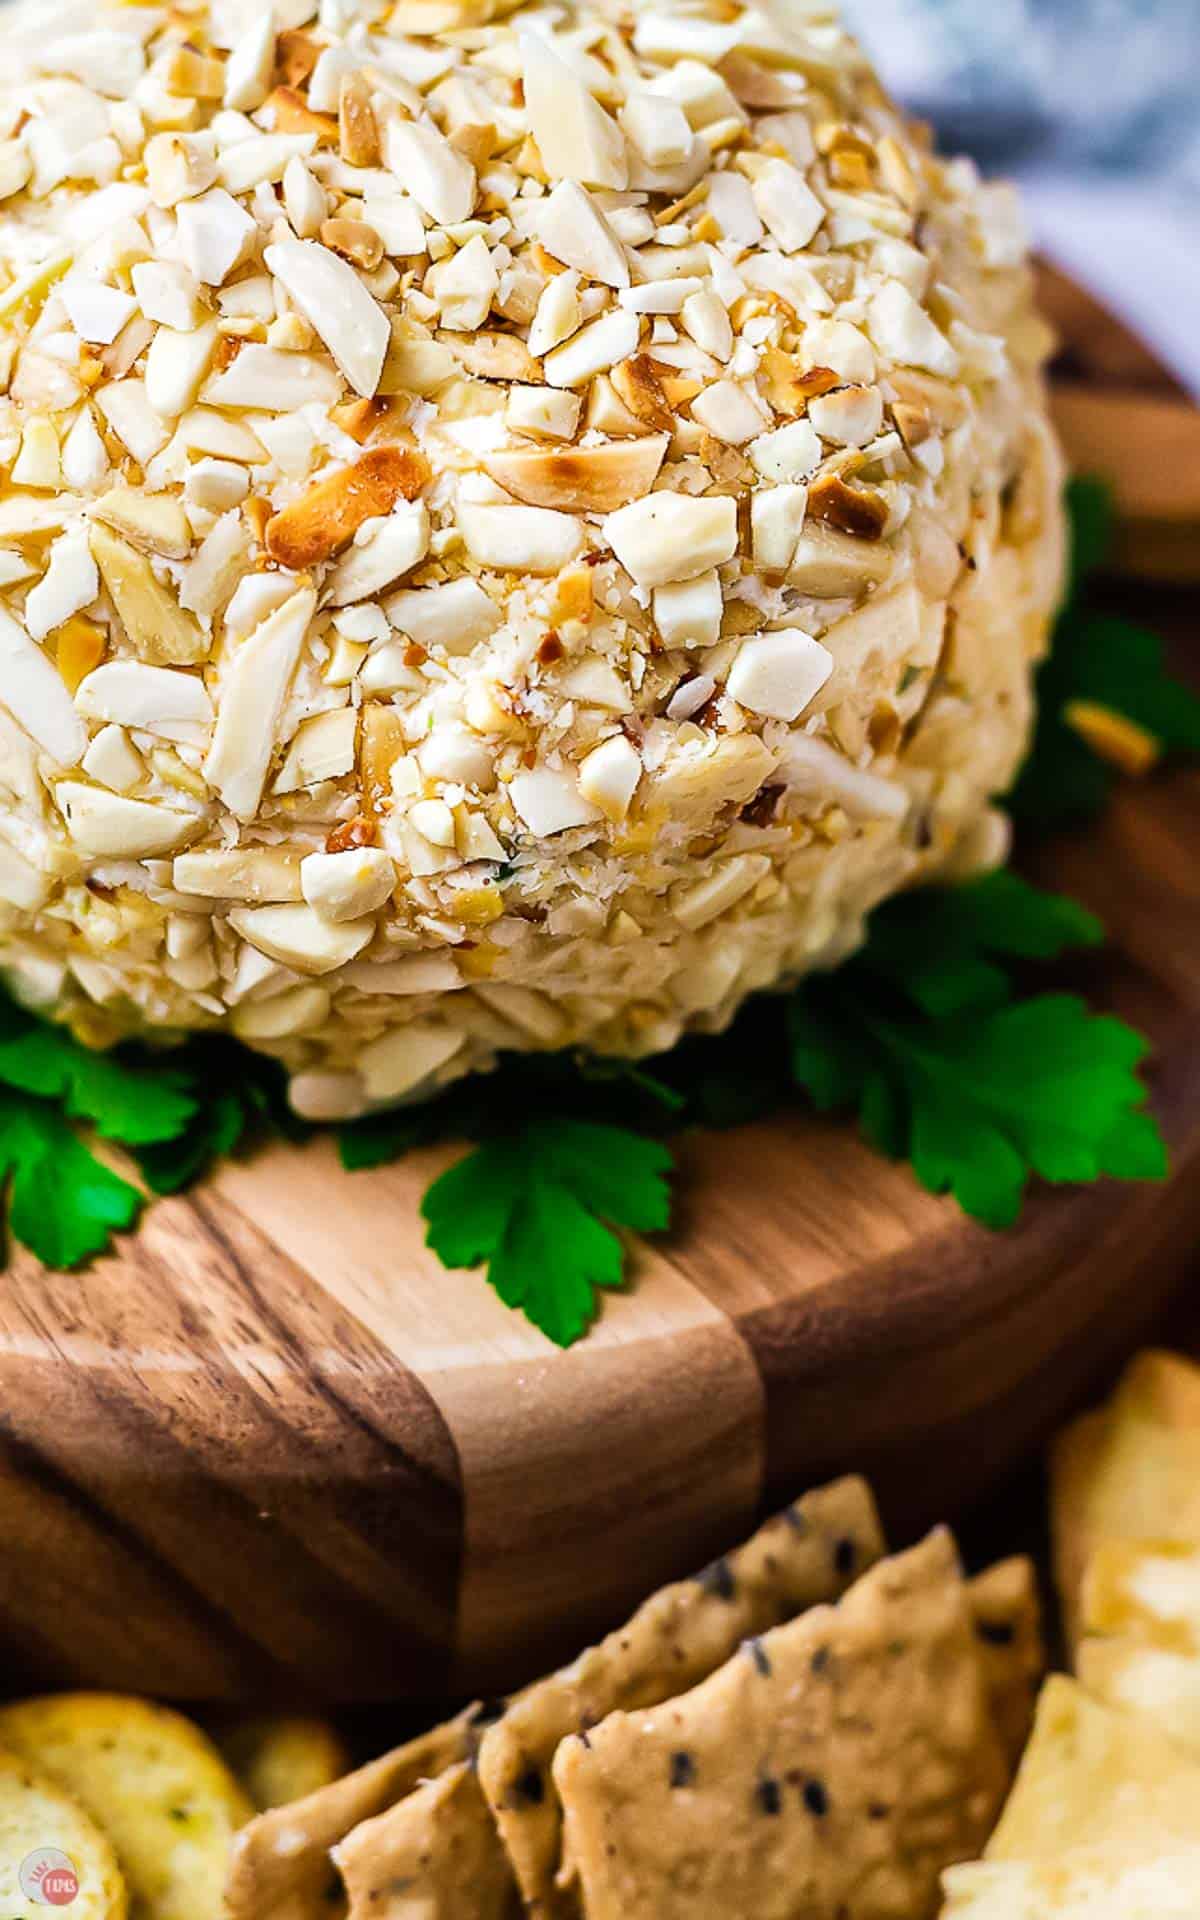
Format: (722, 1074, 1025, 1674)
(134, 1041, 299, 1194)
(0, 1013, 196, 1145)
(0, 1090, 142, 1267)
(1009, 479, 1200, 829)
(858, 871, 1103, 1016)
(788, 876, 1167, 1228)
(421, 1119, 673, 1346)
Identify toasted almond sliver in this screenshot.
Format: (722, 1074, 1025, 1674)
(483, 435, 668, 514)
(90, 524, 209, 666)
(265, 86, 338, 143)
(91, 486, 193, 560)
(438, 331, 541, 384)
(611, 355, 675, 434)
(807, 471, 889, 541)
(265, 445, 431, 570)
(339, 73, 381, 169)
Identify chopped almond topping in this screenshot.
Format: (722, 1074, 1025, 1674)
(761, 350, 840, 415)
(321, 218, 384, 272)
(359, 702, 408, 816)
(807, 472, 889, 542)
(278, 30, 320, 89)
(54, 618, 108, 694)
(611, 356, 674, 435)
(339, 74, 381, 169)
(439, 331, 541, 384)
(266, 445, 431, 570)
(483, 436, 667, 514)
(326, 814, 378, 853)
(266, 87, 337, 143)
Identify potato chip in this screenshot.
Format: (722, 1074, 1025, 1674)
(1080, 1539, 1200, 1654)
(942, 1852, 1200, 1917)
(0, 1695, 251, 1920)
(987, 1675, 1200, 1866)
(0, 1745, 127, 1920)
(1077, 1635, 1200, 1758)
(219, 1717, 350, 1812)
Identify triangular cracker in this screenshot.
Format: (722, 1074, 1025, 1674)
(477, 1476, 884, 1917)
(334, 1762, 520, 1919)
(987, 1675, 1200, 1866)
(553, 1529, 1008, 1920)
(225, 1710, 477, 1920)
(967, 1558, 1044, 1766)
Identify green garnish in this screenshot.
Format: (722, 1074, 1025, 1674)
(0, 480, 1188, 1339)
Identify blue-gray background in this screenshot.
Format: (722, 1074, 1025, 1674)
(843, 0, 1200, 391)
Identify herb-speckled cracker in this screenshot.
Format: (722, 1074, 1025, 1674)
(967, 1558, 1044, 1766)
(478, 1476, 884, 1916)
(553, 1528, 1008, 1920)
(335, 1761, 520, 1920)
(225, 1710, 477, 1920)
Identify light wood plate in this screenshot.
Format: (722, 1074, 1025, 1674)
(1, 278, 1197, 1705)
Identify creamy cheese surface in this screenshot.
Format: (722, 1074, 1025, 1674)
(0, 0, 1064, 1117)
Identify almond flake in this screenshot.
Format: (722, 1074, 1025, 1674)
(520, 31, 627, 192)
(75, 660, 214, 746)
(224, 12, 276, 113)
(441, 331, 541, 383)
(611, 354, 674, 432)
(605, 491, 737, 589)
(204, 585, 316, 820)
(61, 281, 137, 347)
(538, 182, 629, 291)
(0, 605, 86, 765)
(507, 386, 580, 441)
(868, 282, 958, 378)
(55, 781, 202, 857)
(457, 502, 584, 575)
(265, 236, 391, 399)
(384, 118, 477, 227)
(510, 764, 601, 836)
(483, 435, 666, 514)
(327, 502, 431, 605)
(727, 626, 832, 721)
(577, 733, 641, 821)
(807, 470, 888, 541)
(24, 527, 99, 643)
(339, 73, 381, 169)
(386, 577, 499, 653)
(301, 846, 396, 922)
(145, 320, 219, 419)
(177, 188, 257, 285)
(320, 217, 385, 272)
(274, 707, 358, 793)
(206, 343, 343, 411)
(131, 260, 203, 332)
(173, 847, 305, 903)
(543, 308, 639, 389)
(228, 901, 375, 975)
(265, 86, 338, 144)
(90, 524, 208, 666)
(266, 445, 430, 569)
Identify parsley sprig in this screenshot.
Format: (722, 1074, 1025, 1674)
(0, 480, 1192, 1341)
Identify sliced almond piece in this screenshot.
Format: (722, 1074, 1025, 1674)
(56, 782, 203, 857)
(519, 30, 627, 192)
(483, 436, 667, 514)
(611, 355, 674, 434)
(92, 486, 193, 560)
(204, 587, 317, 820)
(266, 446, 431, 570)
(173, 847, 305, 902)
(265, 237, 391, 400)
(265, 86, 338, 144)
(339, 73, 381, 169)
(0, 604, 86, 765)
(90, 524, 208, 665)
(360, 702, 408, 815)
(438, 331, 541, 384)
(228, 902, 374, 975)
(807, 470, 889, 541)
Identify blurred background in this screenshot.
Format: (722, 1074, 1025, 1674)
(843, 0, 1200, 395)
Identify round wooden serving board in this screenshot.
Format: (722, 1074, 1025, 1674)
(1, 275, 1198, 1706)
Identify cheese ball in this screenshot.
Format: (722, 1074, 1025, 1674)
(0, 0, 1064, 1119)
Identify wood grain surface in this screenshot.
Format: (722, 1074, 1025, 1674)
(0, 274, 1197, 1704)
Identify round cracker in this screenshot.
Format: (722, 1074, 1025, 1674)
(0, 1695, 253, 1920)
(0, 1743, 127, 1920)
